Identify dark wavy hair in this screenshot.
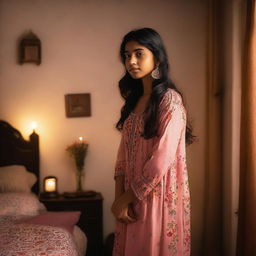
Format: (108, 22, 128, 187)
(116, 27, 196, 146)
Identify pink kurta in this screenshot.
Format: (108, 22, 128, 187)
(113, 88, 191, 256)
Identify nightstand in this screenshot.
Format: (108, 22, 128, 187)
(39, 192, 103, 256)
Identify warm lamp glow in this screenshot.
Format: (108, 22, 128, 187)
(31, 121, 38, 131)
(41, 176, 59, 198)
(44, 177, 57, 192)
(45, 179, 56, 192)
(79, 136, 83, 141)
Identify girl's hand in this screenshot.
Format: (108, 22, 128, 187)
(111, 194, 137, 224)
(112, 203, 136, 224)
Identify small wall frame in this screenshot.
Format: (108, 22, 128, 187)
(19, 31, 41, 65)
(65, 93, 91, 118)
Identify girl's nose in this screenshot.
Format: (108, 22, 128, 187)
(129, 55, 137, 65)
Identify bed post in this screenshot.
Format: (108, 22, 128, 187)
(30, 131, 40, 195)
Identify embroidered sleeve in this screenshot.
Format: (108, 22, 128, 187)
(114, 132, 126, 179)
(131, 90, 186, 200)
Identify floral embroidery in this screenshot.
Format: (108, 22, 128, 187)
(167, 221, 179, 254)
(114, 160, 126, 178)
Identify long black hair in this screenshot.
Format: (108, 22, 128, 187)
(116, 28, 196, 146)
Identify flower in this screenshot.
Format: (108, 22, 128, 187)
(66, 140, 89, 173)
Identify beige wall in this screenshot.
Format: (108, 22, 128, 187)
(0, 0, 207, 254)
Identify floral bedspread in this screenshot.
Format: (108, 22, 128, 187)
(0, 215, 79, 256)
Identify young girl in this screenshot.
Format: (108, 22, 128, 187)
(111, 28, 195, 256)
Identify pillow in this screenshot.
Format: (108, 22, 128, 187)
(0, 192, 45, 216)
(0, 165, 37, 192)
(17, 211, 81, 234)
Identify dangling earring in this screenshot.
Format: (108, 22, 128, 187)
(151, 65, 161, 79)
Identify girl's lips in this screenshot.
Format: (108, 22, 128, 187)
(129, 68, 140, 72)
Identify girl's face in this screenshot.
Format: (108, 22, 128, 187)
(124, 41, 157, 80)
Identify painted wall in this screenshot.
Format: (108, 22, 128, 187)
(0, 0, 207, 254)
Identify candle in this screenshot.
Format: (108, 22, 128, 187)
(79, 136, 83, 142)
(45, 178, 56, 192)
(31, 121, 38, 132)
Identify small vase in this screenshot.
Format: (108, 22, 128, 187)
(76, 171, 83, 192)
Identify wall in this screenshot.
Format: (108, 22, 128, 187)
(0, 0, 207, 254)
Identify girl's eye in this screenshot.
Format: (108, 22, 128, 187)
(124, 53, 131, 59)
(136, 51, 143, 57)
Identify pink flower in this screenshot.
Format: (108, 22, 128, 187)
(167, 231, 173, 237)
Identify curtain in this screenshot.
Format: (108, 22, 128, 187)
(202, 0, 223, 255)
(236, 0, 256, 255)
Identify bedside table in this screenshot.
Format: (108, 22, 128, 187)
(39, 192, 103, 256)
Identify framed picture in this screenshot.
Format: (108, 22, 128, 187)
(65, 93, 91, 117)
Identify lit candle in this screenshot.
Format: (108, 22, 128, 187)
(79, 136, 83, 142)
(45, 178, 56, 192)
(31, 121, 38, 132)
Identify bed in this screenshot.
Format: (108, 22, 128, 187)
(0, 120, 87, 256)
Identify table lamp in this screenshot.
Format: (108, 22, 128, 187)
(42, 176, 59, 198)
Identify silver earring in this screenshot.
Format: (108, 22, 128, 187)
(151, 66, 161, 79)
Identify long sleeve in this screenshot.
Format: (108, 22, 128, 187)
(130, 91, 186, 200)
(114, 131, 126, 179)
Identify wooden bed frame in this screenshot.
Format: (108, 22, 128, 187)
(0, 120, 40, 195)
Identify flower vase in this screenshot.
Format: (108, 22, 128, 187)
(76, 170, 83, 192)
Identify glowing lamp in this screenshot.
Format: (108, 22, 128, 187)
(42, 176, 58, 198)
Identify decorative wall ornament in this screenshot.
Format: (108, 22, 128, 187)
(19, 31, 41, 65)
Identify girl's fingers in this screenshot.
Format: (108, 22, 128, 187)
(126, 215, 136, 223)
(112, 201, 137, 224)
(119, 212, 136, 224)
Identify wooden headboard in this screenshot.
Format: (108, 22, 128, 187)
(0, 120, 40, 195)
